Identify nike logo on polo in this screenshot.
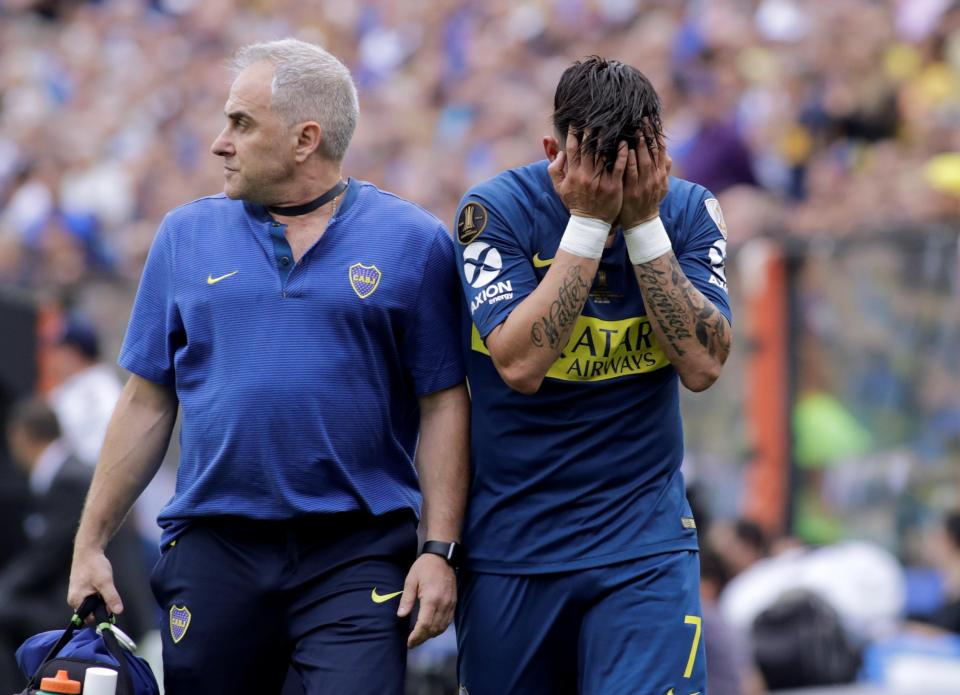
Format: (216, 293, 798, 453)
(532, 252, 554, 268)
(207, 271, 239, 285)
(371, 588, 403, 604)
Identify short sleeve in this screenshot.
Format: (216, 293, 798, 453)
(676, 192, 732, 324)
(402, 226, 466, 396)
(454, 196, 539, 339)
(118, 217, 184, 384)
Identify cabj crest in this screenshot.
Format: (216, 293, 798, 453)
(349, 263, 382, 299)
(169, 604, 191, 644)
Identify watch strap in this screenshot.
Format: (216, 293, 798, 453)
(420, 540, 463, 569)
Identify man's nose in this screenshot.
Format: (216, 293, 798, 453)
(211, 128, 234, 157)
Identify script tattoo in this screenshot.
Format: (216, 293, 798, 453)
(531, 266, 590, 349)
(636, 254, 730, 362)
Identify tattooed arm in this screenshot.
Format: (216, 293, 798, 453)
(485, 128, 625, 394)
(485, 252, 599, 394)
(619, 123, 730, 392)
(633, 253, 730, 391)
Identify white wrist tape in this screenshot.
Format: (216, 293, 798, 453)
(623, 216, 672, 265)
(557, 215, 611, 260)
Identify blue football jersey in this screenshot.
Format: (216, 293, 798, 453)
(455, 161, 731, 573)
(120, 180, 464, 545)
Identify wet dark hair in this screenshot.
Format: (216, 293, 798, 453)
(552, 56, 664, 169)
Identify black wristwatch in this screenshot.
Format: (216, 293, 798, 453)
(420, 540, 464, 570)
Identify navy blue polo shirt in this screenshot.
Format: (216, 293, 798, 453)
(119, 180, 464, 545)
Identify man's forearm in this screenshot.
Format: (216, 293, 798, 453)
(633, 251, 731, 391)
(485, 252, 599, 394)
(75, 375, 178, 551)
(415, 383, 469, 542)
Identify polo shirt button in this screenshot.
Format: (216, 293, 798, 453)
(280, 256, 291, 266)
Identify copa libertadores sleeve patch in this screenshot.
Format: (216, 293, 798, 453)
(457, 202, 488, 245)
(704, 198, 727, 240)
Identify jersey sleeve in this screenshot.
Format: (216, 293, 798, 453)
(402, 225, 466, 396)
(676, 191, 732, 324)
(454, 195, 539, 339)
(118, 217, 184, 385)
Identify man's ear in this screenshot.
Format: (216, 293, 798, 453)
(294, 122, 322, 162)
(543, 135, 561, 162)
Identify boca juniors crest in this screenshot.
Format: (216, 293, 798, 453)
(169, 604, 191, 644)
(349, 263, 382, 299)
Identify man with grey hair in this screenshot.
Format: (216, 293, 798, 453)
(68, 38, 468, 694)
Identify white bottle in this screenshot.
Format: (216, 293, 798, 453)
(83, 667, 118, 695)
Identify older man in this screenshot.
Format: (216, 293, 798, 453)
(68, 39, 468, 695)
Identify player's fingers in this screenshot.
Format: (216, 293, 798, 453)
(636, 134, 654, 177)
(580, 127, 604, 175)
(657, 140, 670, 177)
(611, 141, 628, 181)
(624, 148, 639, 188)
(396, 572, 418, 618)
(642, 119, 659, 165)
(565, 125, 581, 167)
(547, 150, 566, 187)
(582, 129, 599, 171)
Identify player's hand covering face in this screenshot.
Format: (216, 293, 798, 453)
(618, 118, 672, 229)
(547, 125, 628, 225)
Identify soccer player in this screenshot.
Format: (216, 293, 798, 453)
(453, 57, 732, 694)
(68, 39, 468, 694)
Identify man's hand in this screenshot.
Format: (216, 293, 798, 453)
(548, 126, 628, 224)
(68, 546, 123, 616)
(618, 120, 672, 229)
(396, 553, 456, 648)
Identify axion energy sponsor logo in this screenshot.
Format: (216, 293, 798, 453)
(463, 242, 502, 288)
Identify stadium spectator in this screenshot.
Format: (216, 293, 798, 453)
(720, 540, 906, 642)
(914, 511, 960, 634)
(699, 544, 764, 695)
(0, 398, 152, 694)
(709, 517, 771, 578)
(67, 38, 468, 694)
(47, 313, 122, 467)
(46, 309, 166, 564)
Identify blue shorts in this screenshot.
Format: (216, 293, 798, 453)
(150, 512, 417, 695)
(455, 550, 705, 695)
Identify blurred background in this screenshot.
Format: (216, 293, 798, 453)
(1, 0, 959, 693)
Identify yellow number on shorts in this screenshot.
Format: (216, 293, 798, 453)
(683, 614, 702, 679)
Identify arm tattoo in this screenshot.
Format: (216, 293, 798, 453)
(531, 265, 590, 349)
(635, 253, 730, 362)
(635, 259, 692, 356)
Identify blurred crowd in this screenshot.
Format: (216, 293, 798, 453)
(691, 501, 960, 693)
(2, 0, 960, 309)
